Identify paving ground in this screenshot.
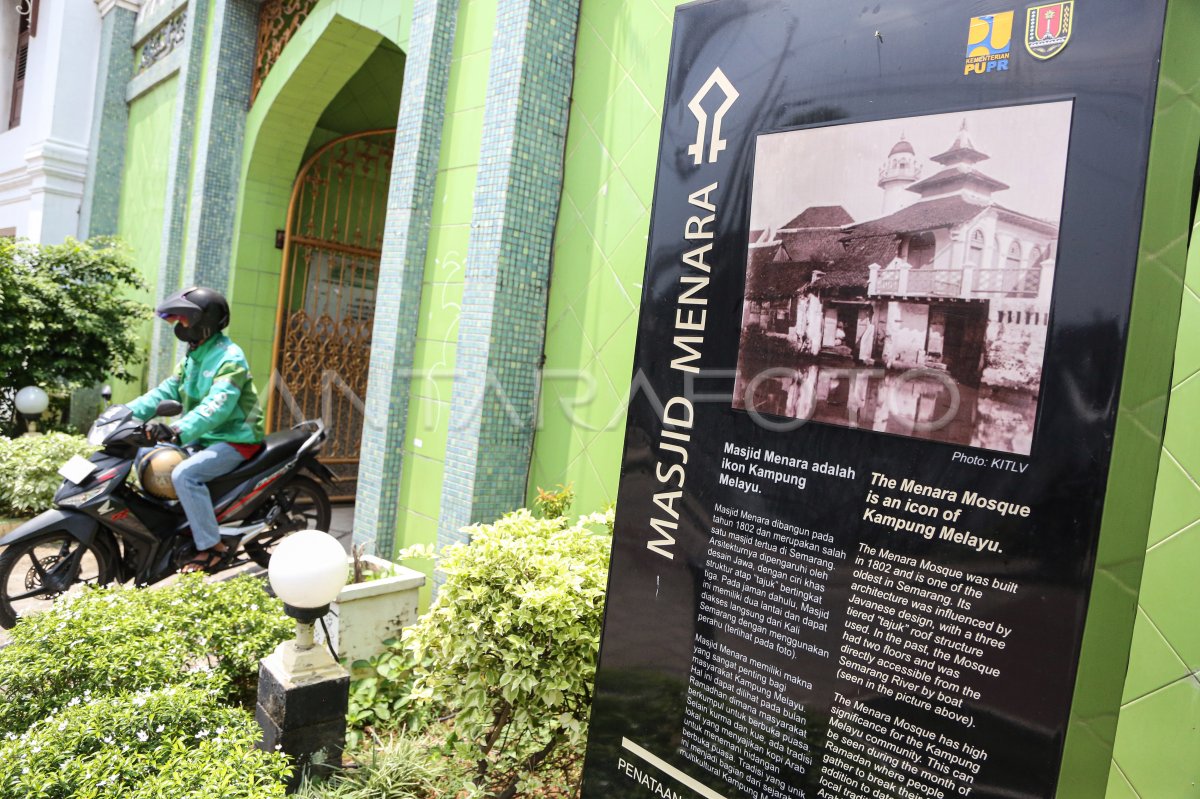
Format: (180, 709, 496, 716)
(0, 505, 355, 649)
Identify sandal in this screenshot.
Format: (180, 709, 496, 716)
(179, 544, 229, 574)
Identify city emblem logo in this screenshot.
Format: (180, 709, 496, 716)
(1025, 2, 1073, 60)
(687, 67, 739, 165)
(964, 11, 1014, 76)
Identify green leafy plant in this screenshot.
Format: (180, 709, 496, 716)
(295, 732, 448, 799)
(0, 433, 97, 517)
(534, 483, 575, 519)
(401, 507, 613, 798)
(345, 644, 431, 750)
(0, 574, 292, 734)
(0, 683, 291, 799)
(364, 564, 398, 582)
(348, 547, 399, 585)
(597, 502, 616, 536)
(340, 542, 440, 748)
(0, 237, 148, 432)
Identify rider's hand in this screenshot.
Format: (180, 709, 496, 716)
(146, 422, 179, 444)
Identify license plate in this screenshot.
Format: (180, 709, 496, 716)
(58, 455, 97, 485)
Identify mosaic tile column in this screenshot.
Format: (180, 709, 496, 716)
(146, 0, 211, 386)
(180, 0, 258, 292)
(437, 0, 582, 553)
(353, 0, 460, 558)
(80, 1, 140, 238)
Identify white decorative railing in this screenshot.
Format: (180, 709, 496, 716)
(868, 260, 1041, 299)
(972, 268, 1041, 296)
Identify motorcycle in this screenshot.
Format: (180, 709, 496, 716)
(0, 401, 337, 628)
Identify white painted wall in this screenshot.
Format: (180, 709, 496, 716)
(0, 0, 103, 243)
(0, 4, 17, 130)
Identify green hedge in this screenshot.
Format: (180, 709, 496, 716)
(0, 237, 148, 433)
(0, 433, 96, 517)
(341, 506, 613, 798)
(0, 574, 292, 734)
(0, 575, 294, 797)
(0, 684, 290, 799)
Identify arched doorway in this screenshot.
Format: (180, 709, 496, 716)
(267, 129, 395, 501)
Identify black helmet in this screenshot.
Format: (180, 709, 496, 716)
(156, 286, 230, 346)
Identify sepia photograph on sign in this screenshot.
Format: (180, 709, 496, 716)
(732, 101, 1074, 455)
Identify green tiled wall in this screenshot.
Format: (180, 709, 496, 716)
(1105, 215, 1200, 796)
(82, 6, 138, 238)
(435, 0, 580, 558)
(353, 0, 457, 567)
(389, 0, 494, 566)
(528, 0, 683, 515)
(111, 76, 179, 404)
(308, 43, 406, 154)
(1054, 1, 1200, 794)
(180, 0, 259, 294)
(1105, 52, 1200, 799)
(146, 0, 213, 386)
(227, 0, 411, 381)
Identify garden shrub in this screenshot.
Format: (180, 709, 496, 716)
(343, 543, 439, 748)
(0, 433, 96, 517)
(295, 733, 448, 799)
(401, 507, 614, 797)
(0, 237, 148, 432)
(0, 683, 290, 799)
(345, 644, 431, 749)
(0, 574, 291, 733)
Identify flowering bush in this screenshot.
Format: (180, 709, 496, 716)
(0, 574, 294, 797)
(0, 574, 291, 735)
(0, 683, 290, 798)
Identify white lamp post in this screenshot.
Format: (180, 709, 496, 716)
(266, 529, 349, 679)
(15, 386, 49, 436)
(257, 530, 351, 788)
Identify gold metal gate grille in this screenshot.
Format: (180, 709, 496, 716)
(267, 130, 395, 502)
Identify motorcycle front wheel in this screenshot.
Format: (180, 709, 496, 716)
(0, 532, 115, 629)
(245, 476, 332, 568)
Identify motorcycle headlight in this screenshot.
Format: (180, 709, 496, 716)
(87, 421, 120, 446)
(58, 485, 107, 507)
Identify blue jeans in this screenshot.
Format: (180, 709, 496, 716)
(159, 443, 245, 551)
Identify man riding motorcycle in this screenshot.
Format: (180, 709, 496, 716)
(129, 286, 264, 573)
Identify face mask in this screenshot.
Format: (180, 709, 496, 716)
(173, 323, 206, 345)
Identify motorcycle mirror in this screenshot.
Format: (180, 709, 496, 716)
(155, 400, 183, 418)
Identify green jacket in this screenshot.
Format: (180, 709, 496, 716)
(128, 333, 265, 447)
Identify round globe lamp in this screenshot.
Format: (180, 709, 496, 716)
(267, 530, 348, 679)
(15, 386, 49, 435)
(259, 530, 351, 783)
(269, 529, 348, 618)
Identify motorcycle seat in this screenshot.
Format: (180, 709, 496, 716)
(206, 429, 310, 495)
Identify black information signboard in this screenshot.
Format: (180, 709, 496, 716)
(580, 2, 1172, 798)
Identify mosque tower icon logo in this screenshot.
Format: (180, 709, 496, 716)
(687, 67, 740, 165)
